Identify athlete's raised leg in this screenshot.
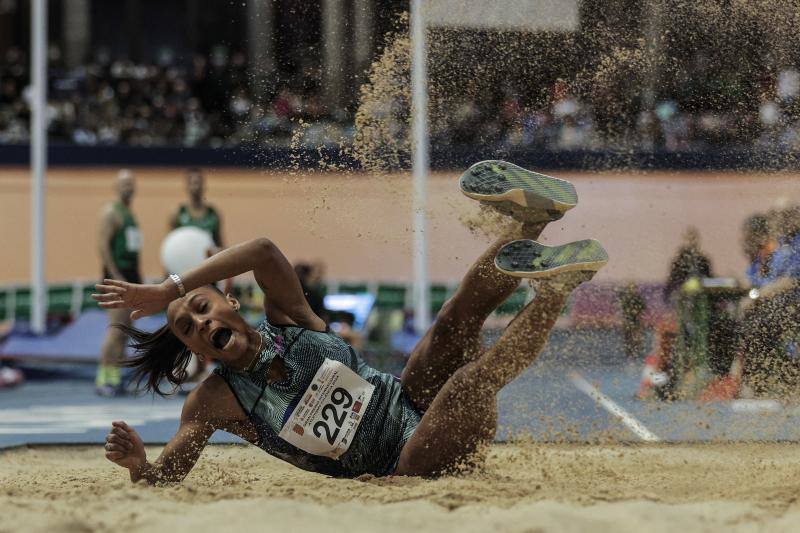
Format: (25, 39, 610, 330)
(395, 239, 608, 476)
(401, 161, 578, 411)
(400, 227, 536, 411)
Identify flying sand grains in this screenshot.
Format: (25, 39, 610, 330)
(16, 5, 800, 531)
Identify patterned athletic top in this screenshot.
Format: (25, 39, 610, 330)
(214, 319, 421, 477)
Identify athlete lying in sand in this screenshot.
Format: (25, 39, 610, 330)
(95, 161, 608, 483)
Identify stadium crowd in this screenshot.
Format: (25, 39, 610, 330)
(459, 69, 800, 153)
(4, 46, 800, 152)
(0, 46, 350, 149)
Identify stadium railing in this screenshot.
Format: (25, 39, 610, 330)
(0, 280, 524, 323)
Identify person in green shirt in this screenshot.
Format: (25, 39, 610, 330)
(96, 169, 142, 397)
(170, 168, 224, 248)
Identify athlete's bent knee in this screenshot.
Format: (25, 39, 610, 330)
(447, 362, 494, 396)
(437, 291, 483, 326)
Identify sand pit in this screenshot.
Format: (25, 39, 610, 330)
(2, 442, 800, 532)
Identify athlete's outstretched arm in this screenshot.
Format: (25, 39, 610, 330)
(104, 414, 213, 484)
(104, 377, 249, 484)
(93, 238, 325, 330)
(106, 420, 212, 484)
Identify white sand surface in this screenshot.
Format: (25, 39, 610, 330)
(3, 442, 800, 532)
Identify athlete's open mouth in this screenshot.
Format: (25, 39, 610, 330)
(211, 327, 232, 350)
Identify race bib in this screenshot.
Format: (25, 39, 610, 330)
(124, 227, 142, 252)
(278, 358, 374, 459)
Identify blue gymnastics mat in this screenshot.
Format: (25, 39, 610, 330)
(0, 310, 166, 363)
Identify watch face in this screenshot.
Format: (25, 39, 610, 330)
(748, 288, 760, 299)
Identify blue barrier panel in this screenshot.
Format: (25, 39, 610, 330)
(0, 310, 166, 363)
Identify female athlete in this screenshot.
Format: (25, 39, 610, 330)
(95, 161, 608, 483)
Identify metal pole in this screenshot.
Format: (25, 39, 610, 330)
(62, 0, 90, 69)
(642, 0, 663, 149)
(247, 0, 276, 103)
(30, 0, 47, 334)
(410, 0, 430, 334)
(322, 0, 347, 114)
(353, 0, 375, 85)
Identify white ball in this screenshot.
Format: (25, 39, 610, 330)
(160, 227, 215, 274)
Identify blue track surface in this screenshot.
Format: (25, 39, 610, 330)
(3, 329, 800, 449)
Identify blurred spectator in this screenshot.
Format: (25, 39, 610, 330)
(391, 309, 422, 355)
(742, 213, 777, 288)
(655, 100, 691, 151)
(739, 205, 800, 396)
(758, 98, 782, 147)
(636, 320, 678, 401)
(663, 227, 741, 383)
(329, 311, 364, 350)
(616, 283, 647, 361)
(170, 168, 224, 247)
(169, 167, 232, 296)
(551, 81, 591, 150)
(766, 206, 800, 282)
(663, 226, 713, 302)
(96, 169, 141, 397)
(294, 261, 327, 321)
(777, 68, 800, 104)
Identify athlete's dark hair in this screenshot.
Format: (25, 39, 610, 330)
(114, 323, 191, 396)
